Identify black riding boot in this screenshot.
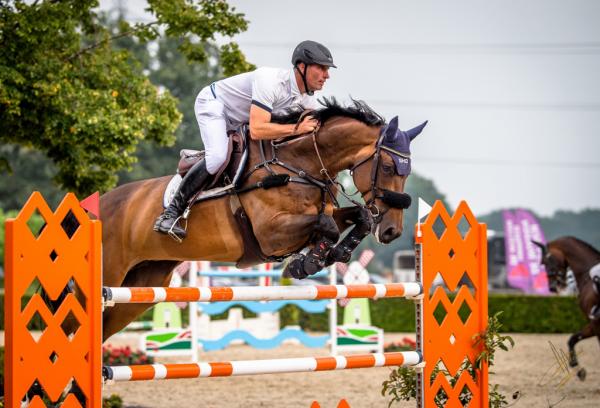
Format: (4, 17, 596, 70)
(153, 160, 211, 241)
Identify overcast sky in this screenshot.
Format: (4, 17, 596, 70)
(103, 0, 600, 216)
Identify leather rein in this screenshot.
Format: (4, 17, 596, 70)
(238, 117, 411, 221)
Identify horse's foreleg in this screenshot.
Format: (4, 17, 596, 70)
(327, 206, 373, 264)
(284, 214, 340, 279)
(568, 323, 595, 368)
(102, 260, 179, 342)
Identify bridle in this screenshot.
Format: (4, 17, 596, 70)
(347, 131, 412, 222)
(543, 252, 569, 290)
(242, 120, 412, 227)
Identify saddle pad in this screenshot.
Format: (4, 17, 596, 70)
(162, 174, 183, 208)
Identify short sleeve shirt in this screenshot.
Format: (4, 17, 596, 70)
(212, 67, 318, 127)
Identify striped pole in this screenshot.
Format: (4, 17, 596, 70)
(103, 351, 422, 382)
(103, 282, 422, 304)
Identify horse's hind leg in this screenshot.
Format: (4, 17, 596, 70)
(102, 260, 180, 342)
(568, 323, 595, 381)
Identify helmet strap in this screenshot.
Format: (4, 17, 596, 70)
(295, 64, 314, 96)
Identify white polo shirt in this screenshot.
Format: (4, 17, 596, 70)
(212, 67, 319, 127)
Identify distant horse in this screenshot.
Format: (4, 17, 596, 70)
(533, 237, 600, 380)
(89, 99, 426, 341)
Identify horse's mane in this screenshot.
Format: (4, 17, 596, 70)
(555, 236, 600, 256)
(271, 97, 385, 127)
(570, 236, 600, 256)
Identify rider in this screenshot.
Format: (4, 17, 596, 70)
(590, 264, 600, 320)
(154, 40, 336, 240)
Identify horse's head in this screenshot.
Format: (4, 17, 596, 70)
(532, 240, 568, 293)
(352, 116, 427, 243)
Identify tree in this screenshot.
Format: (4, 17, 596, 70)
(0, 0, 253, 197)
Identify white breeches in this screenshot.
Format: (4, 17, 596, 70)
(195, 86, 229, 175)
(590, 263, 600, 293)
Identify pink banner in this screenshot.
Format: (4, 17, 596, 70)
(503, 209, 549, 294)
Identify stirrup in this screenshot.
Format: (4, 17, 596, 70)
(167, 215, 188, 244)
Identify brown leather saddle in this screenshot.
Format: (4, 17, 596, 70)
(177, 128, 246, 189)
(174, 127, 275, 268)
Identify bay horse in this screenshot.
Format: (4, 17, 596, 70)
(94, 99, 426, 342)
(533, 237, 600, 380)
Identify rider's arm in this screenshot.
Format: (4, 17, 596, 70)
(249, 105, 315, 140)
(249, 68, 316, 140)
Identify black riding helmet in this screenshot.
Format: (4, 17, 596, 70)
(292, 40, 336, 95)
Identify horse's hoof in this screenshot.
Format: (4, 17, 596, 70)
(576, 368, 586, 381)
(284, 256, 308, 279)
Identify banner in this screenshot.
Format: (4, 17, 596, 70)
(502, 209, 549, 294)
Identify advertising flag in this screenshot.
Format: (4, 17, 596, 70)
(502, 209, 548, 294)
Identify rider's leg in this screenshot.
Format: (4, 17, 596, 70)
(153, 88, 227, 240)
(589, 275, 600, 320)
(286, 214, 340, 279)
(154, 160, 212, 239)
(588, 264, 600, 320)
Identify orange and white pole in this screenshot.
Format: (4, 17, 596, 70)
(103, 282, 422, 304)
(103, 351, 422, 382)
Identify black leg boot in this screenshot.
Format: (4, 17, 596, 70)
(154, 160, 212, 241)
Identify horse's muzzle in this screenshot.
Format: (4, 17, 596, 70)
(380, 190, 412, 209)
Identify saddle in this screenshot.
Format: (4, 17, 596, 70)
(164, 126, 274, 268)
(177, 128, 247, 189)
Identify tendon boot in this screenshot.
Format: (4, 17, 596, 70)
(589, 276, 600, 320)
(286, 237, 336, 279)
(328, 207, 373, 264)
(154, 160, 211, 242)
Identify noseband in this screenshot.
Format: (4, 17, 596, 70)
(543, 252, 569, 287)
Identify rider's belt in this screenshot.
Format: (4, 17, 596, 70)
(210, 83, 217, 99)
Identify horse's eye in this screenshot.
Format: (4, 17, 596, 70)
(382, 165, 394, 175)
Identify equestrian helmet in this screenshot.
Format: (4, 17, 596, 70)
(292, 40, 336, 68)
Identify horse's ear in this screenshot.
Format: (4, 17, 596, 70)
(406, 120, 428, 141)
(384, 116, 399, 141)
(531, 240, 548, 260)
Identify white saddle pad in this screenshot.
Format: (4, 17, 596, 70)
(162, 174, 183, 208)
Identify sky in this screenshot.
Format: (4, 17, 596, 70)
(102, 0, 600, 216)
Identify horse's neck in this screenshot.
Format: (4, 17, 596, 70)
(315, 119, 378, 174)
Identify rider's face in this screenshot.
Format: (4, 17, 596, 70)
(302, 63, 330, 92)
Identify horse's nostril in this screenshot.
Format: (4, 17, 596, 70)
(381, 227, 400, 242)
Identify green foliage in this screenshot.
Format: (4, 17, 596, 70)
(381, 366, 416, 406)
(473, 312, 515, 370)
(488, 294, 588, 333)
(102, 394, 123, 408)
(0, 0, 252, 197)
(382, 313, 514, 407)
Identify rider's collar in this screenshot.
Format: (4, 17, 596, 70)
(290, 68, 302, 97)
